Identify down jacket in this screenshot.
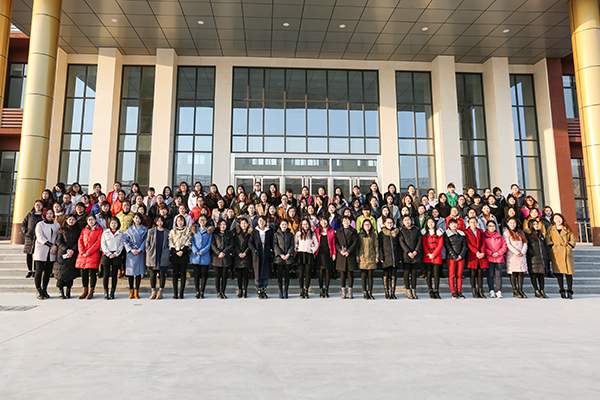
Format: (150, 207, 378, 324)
(190, 226, 214, 266)
(421, 228, 444, 265)
(357, 231, 379, 270)
(53, 224, 80, 281)
(503, 229, 528, 274)
(380, 227, 401, 268)
(33, 220, 61, 262)
(76, 224, 103, 269)
(483, 230, 507, 263)
(443, 229, 467, 260)
(273, 228, 295, 265)
(232, 227, 252, 269)
(525, 229, 549, 275)
(211, 230, 233, 267)
(398, 226, 423, 264)
(22, 211, 43, 254)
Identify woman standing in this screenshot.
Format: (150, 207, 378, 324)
(249, 216, 274, 299)
(124, 214, 148, 299)
(33, 208, 60, 299)
(325, 203, 342, 231)
(380, 217, 401, 299)
(23, 200, 44, 278)
(232, 218, 252, 298)
(233, 192, 250, 216)
(54, 215, 79, 299)
(504, 218, 529, 299)
(336, 216, 358, 299)
(365, 182, 383, 208)
(95, 201, 112, 230)
(100, 217, 123, 300)
(169, 215, 192, 299)
(256, 192, 270, 216)
(546, 214, 576, 299)
(285, 207, 301, 235)
(465, 217, 490, 299)
(525, 220, 550, 299)
(267, 183, 282, 207)
(205, 184, 222, 211)
(146, 216, 170, 299)
(76, 215, 103, 299)
(273, 219, 295, 299)
(117, 200, 134, 232)
(190, 215, 213, 299)
(315, 218, 337, 298)
(295, 219, 318, 299)
(422, 218, 444, 299)
(357, 219, 379, 300)
(267, 205, 281, 232)
(435, 193, 451, 219)
(443, 218, 467, 299)
(483, 220, 507, 299)
(211, 219, 233, 299)
(53, 203, 67, 227)
(399, 215, 422, 300)
(163, 186, 173, 207)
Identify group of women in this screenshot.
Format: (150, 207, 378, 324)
(22, 180, 577, 300)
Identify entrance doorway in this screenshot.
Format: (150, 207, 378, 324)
(0, 151, 19, 239)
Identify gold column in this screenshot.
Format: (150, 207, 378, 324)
(570, 0, 600, 245)
(10, 0, 62, 244)
(0, 0, 13, 116)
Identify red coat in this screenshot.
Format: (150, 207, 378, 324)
(465, 228, 489, 269)
(315, 227, 337, 257)
(190, 205, 211, 221)
(111, 199, 124, 216)
(107, 190, 118, 205)
(422, 230, 444, 264)
(76, 224, 103, 269)
(446, 215, 465, 231)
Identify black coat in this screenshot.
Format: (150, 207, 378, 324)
(443, 230, 467, 260)
(233, 228, 252, 269)
(399, 226, 423, 264)
(249, 228, 274, 280)
(22, 211, 43, 254)
(335, 228, 358, 272)
(273, 229, 295, 265)
(525, 229, 549, 275)
(53, 225, 80, 281)
(379, 227, 401, 269)
(211, 230, 233, 267)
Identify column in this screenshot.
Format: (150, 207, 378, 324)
(149, 48, 177, 190)
(431, 56, 462, 192)
(0, 0, 12, 121)
(570, 0, 600, 245)
(378, 65, 400, 188)
(88, 47, 122, 193)
(212, 61, 233, 189)
(11, 0, 62, 244)
(482, 57, 519, 193)
(45, 47, 68, 185)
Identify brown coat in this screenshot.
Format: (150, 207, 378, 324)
(546, 226, 576, 275)
(357, 231, 379, 270)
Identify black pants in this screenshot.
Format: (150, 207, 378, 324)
(56, 279, 73, 289)
(128, 275, 141, 290)
(150, 270, 167, 289)
(298, 263, 312, 289)
(318, 269, 331, 290)
(214, 266, 229, 293)
(361, 269, 373, 292)
(383, 267, 397, 288)
(403, 264, 418, 290)
(425, 264, 440, 291)
(192, 264, 209, 293)
(276, 264, 290, 291)
(470, 267, 484, 291)
(81, 269, 98, 288)
(27, 253, 34, 271)
(172, 262, 187, 294)
(236, 268, 249, 291)
(101, 257, 121, 292)
(340, 270, 354, 288)
(556, 273, 573, 291)
(510, 272, 524, 290)
(34, 260, 53, 290)
(530, 273, 545, 291)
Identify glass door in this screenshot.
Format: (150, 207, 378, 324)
(332, 178, 352, 201)
(283, 177, 304, 198)
(235, 176, 255, 193)
(309, 177, 329, 196)
(0, 151, 19, 238)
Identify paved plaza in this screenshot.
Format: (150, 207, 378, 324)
(1, 293, 599, 399)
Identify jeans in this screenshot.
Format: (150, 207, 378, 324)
(487, 262, 504, 292)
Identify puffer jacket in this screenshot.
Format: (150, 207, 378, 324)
(22, 211, 43, 254)
(421, 228, 444, 264)
(525, 229, 549, 275)
(211, 230, 233, 267)
(398, 226, 423, 264)
(503, 229, 528, 274)
(379, 227, 401, 268)
(483, 230, 507, 263)
(33, 220, 61, 262)
(357, 231, 379, 270)
(53, 224, 80, 281)
(232, 226, 253, 269)
(443, 229, 467, 260)
(76, 224, 103, 269)
(295, 231, 319, 254)
(273, 228, 295, 265)
(190, 226, 214, 265)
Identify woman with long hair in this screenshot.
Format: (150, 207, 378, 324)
(315, 217, 337, 298)
(525, 220, 550, 299)
(504, 217, 528, 299)
(76, 214, 104, 300)
(249, 216, 274, 299)
(273, 219, 295, 299)
(365, 182, 383, 208)
(546, 213, 576, 299)
(124, 213, 148, 299)
(399, 215, 423, 299)
(54, 215, 80, 299)
(465, 216, 489, 299)
(33, 208, 61, 299)
(267, 183, 282, 207)
(380, 217, 401, 299)
(435, 193, 451, 219)
(295, 218, 318, 299)
(100, 216, 123, 300)
(232, 218, 252, 298)
(189, 215, 213, 299)
(422, 217, 443, 299)
(211, 219, 233, 299)
(146, 216, 170, 300)
(483, 220, 507, 299)
(162, 186, 173, 206)
(357, 219, 379, 300)
(336, 216, 358, 299)
(285, 207, 301, 235)
(169, 214, 192, 299)
(205, 183, 222, 211)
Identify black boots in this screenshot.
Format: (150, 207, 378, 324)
(59, 287, 66, 300)
(237, 288, 243, 298)
(36, 289, 44, 300)
(567, 290, 573, 299)
(478, 289, 486, 299)
(429, 290, 436, 299)
(66, 287, 71, 299)
(472, 288, 480, 299)
(104, 290, 109, 300)
(383, 276, 389, 299)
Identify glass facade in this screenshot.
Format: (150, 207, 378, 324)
(563, 75, 578, 119)
(59, 65, 97, 192)
(5, 63, 27, 108)
(173, 67, 215, 187)
(396, 71, 435, 196)
(0, 151, 18, 239)
(510, 74, 544, 204)
(116, 66, 155, 192)
(231, 67, 380, 154)
(456, 73, 489, 193)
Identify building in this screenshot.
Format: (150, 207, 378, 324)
(0, 0, 599, 245)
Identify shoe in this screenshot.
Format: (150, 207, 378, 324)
(429, 290, 436, 299)
(368, 291, 374, 300)
(406, 289, 413, 300)
(363, 291, 369, 300)
(109, 290, 115, 300)
(348, 288, 353, 299)
(78, 287, 89, 300)
(319, 289, 324, 298)
(540, 290, 549, 299)
(157, 290, 163, 300)
(391, 287, 397, 300)
(303, 289, 307, 299)
(66, 287, 71, 299)
(59, 288, 66, 300)
(134, 289, 140, 299)
(513, 289, 521, 298)
(284, 289, 288, 299)
(472, 289, 480, 299)
(150, 290, 157, 299)
(489, 290, 496, 298)
(261, 288, 268, 299)
(341, 287, 347, 299)
(418, 273, 427, 279)
(434, 290, 441, 299)
(26, 271, 34, 278)
(86, 288, 95, 299)
(42, 288, 50, 299)
(567, 290, 573, 300)
(518, 289, 527, 299)
(478, 289, 486, 299)
(535, 290, 542, 298)
(104, 291, 109, 300)
(173, 293, 179, 299)
(451, 292, 458, 299)
(324, 289, 329, 298)
(195, 292, 201, 299)
(242, 289, 246, 298)
(496, 290, 503, 299)
(457, 292, 465, 299)
(179, 289, 185, 299)
(237, 289, 243, 298)
(560, 289, 567, 299)
(279, 290, 284, 299)
(412, 289, 418, 300)
(200, 291, 205, 299)
(257, 290, 262, 299)
(36, 289, 44, 300)
(129, 289, 135, 299)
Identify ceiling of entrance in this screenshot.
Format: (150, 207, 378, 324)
(11, 0, 573, 64)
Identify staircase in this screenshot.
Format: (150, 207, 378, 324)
(1, 240, 599, 297)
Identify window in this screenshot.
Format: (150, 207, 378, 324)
(116, 66, 155, 192)
(456, 73, 490, 193)
(59, 65, 97, 192)
(173, 67, 215, 187)
(5, 63, 27, 108)
(510, 74, 544, 205)
(572, 158, 589, 223)
(563, 75, 578, 119)
(396, 71, 435, 196)
(232, 67, 380, 154)
(0, 151, 18, 238)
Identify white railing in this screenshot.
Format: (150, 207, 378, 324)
(577, 221, 592, 243)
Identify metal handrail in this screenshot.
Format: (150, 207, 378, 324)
(577, 221, 591, 243)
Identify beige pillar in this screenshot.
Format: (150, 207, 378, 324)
(45, 47, 68, 185)
(533, 59, 562, 210)
(569, 0, 600, 245)
(88, 48, 122, 192)
(431, 56, 462, 193)
(483, 57, 519, 193)
(11, 0, 62, 244)
(149, 48, 178, 190)
(378, 65, 400, 189)
(0, 0, 12, 118)
(212, 62, 233, 188)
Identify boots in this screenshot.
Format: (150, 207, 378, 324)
(104, 290, 109, 300)
(66, 287, 71, 299)
(36, 289, 44, 300)
(242, 289, 246, 298)
(134, 289, 140, 299)
(348, 288, 353, 299)
(429, 290, 435, 299)
(150, 290, 157, 300)
(324, 288, 329, 298)
(284, 289, 288, 299)
(237, 288, 243, 298)
(383, 276, 389, 299)
(262, 288, 268, 299)
(109, 290, 115, 300)
(363, 291, 369, 300)
(434, 290, 441, 299)
(567, 290, 573, 299)
(128, 289, 135, 299)
(540, 290, 549, 299)
(156, 289, 163, 300)
(78, 287, 89, 299)
(472, 288, 480, 299)
(478, 289, 486, 299)
(42, 288, 50, 299)
(341, 287, 347, 299)
(390, 282, 397, 300)
(257, 288, 262, 299)
(406, 288, 413, 299)
(412, 289, 418, 299)
(59, 287, 66, 300)
(179, 287, 185, 299)
(560, 289, 567, 299)
(535, 290, 542, 298)
(86, 288, 95, 299)
(279, 290, 284, 299)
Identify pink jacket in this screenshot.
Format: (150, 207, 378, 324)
(483, 230, 507, 263)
